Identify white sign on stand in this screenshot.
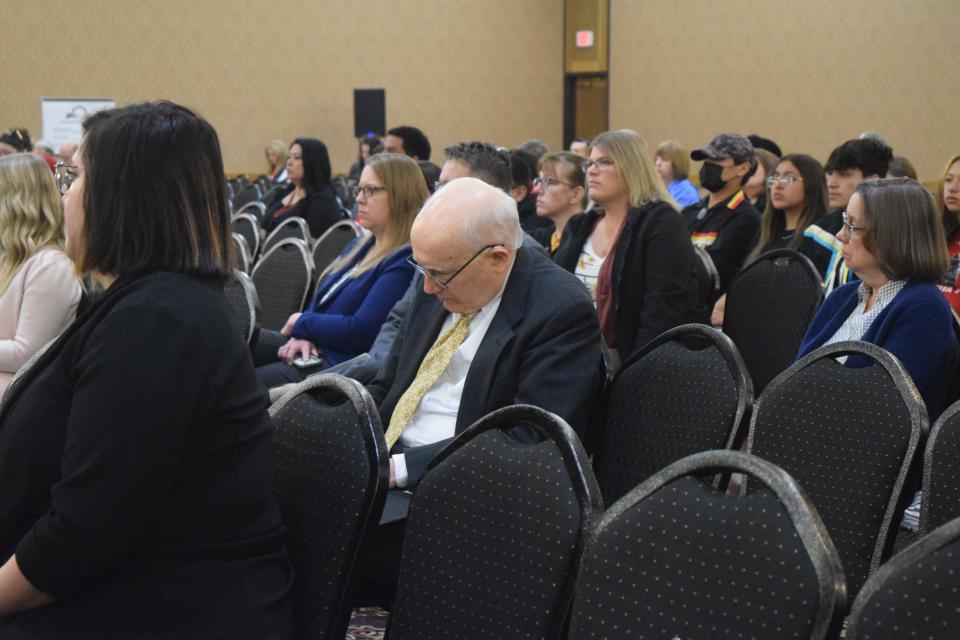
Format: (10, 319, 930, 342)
(41, 98, 115, 148)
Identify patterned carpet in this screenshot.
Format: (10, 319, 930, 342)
(346, 607, 388, 639)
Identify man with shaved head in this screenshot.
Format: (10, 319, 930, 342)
(357, 177, 601, 607)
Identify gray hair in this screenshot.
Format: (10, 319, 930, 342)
(460, 186, 523, 251)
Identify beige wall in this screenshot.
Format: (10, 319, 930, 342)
(3, 0, 563, 175)
(610, 0, 960, 182)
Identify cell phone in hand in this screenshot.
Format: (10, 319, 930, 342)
(292, 354, 322, 368)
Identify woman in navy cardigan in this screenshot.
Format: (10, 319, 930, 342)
(254, 153, 427, 388)
(798, 178, 958, 419)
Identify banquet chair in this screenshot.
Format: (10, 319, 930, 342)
(592, 323, 752, 504)
(846, 514, 960, 639)
(386, 405, 602, 640)
(270, 373, 389, 640)
(251, 238, 314, 331)
(569, 450, 846, 640)
(724, 248, 823, 393)
(746, 340, 926, 598)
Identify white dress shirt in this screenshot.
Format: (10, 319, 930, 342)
(392, 269, 511, 487)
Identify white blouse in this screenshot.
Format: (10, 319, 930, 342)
(0, 248, 82, 398)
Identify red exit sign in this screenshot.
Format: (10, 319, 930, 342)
(575, 30, 594, 48)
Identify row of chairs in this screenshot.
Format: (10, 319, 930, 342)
(591, 325, 943, 601)
(270, 367, 960, 639)
(227, 217, 363, 333)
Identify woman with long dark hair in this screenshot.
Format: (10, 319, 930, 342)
(0, 101, 293, 637)
(747, 153, 831, 272)
(261, 136, 343, 241)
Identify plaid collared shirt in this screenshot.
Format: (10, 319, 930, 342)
(824, 279, 908, 348)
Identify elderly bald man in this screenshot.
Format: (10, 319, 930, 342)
(357, 177, 601, 607)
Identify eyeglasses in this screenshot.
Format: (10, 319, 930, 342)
(534, 176, 576, 190)
(355, 184, 386, 199)
(841, 210, 867, 234)
(55, 161, 79, 195)
(408, 243, 503, 290)
(583, 157, 615, 171)
(766, 174, 803, 187)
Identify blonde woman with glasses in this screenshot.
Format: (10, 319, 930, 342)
(0, 153, 81, 399)
(553, 129, 701, 363)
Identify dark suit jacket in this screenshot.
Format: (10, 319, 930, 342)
(366, 245, 602, 488)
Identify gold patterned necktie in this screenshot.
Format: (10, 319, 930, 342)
(384, 311, 478, 448)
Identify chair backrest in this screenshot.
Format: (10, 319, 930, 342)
(846, 514, 960, 639)
(269, 373, 389, 640)
(746, 340, 927, 598)
(693, 245, 721, 310)
(262, 216, 311, 256)
(262, 182, 287, 205)
(387, 405, 603, 640)
(312, 220, 362, 279)
(223, 269, 260, 347)
(593, 323, 753, 504)
(231, 232, 251, 273)
(920, 399, 960, 534)
(231, 212, 261, 258)
(234, 183, 262, 209)
(251, 238, 314, 331)
(569, 450, 846, 640)
(236, 200, 267, 223)
(723, 248, 824, 393)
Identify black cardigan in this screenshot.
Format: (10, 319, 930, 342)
(263, 182, 344, 239)
(554, 201, 703, 358)
(0, 271, 293, 638)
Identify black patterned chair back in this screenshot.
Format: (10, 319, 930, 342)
(236, 200, 267, 224)
(251, 238, 314, 331)
(746, 341, 927, 598)
(269, 374, 389, 640)
(234, 182, 262, 209)
(387, 405, 603, 640)
(262, 216, 310, 257)
(231, 232, 252, 273)
(724, 248, 824, 393)
(569, 450, 846, 640)
(594, 323, 752, 504)
(846, 515, 960, 639)
(313, 220, 362, 281)
(693, 245, 721, 310)
(920, 399, 960, 534)
(231, 212, 260, 258)
(223, 269, 260, 348)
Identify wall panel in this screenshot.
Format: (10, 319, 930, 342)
(610, 0, 960, 181)
(3, 0, 563, 175)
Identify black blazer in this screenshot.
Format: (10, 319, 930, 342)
(367, 246, 602, 487)
(0, 271, 293, 639)
(263, 183, 344, 239)
(553, 201, 702, 358)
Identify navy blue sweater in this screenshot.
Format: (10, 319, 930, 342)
(292, 237, 414, 365)
(798, 280, 959, 418)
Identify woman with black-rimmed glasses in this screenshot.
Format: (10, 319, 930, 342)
(253, 152, 424, 388)
(553, 129, 701, 364)
(531, 151, 586, 254)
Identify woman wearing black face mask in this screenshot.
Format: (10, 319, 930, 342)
(680, 134, 763, 300)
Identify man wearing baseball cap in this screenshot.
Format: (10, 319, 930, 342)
(681, 133, 762, 296)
